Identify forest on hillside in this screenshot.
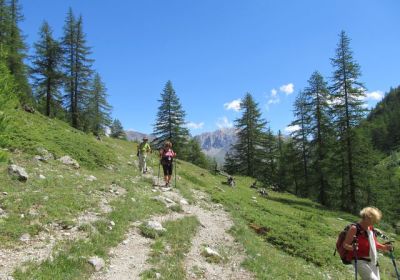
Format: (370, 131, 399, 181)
(0, 1, 399, 228)
(224, 32, 400, 228)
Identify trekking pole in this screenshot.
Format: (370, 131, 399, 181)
(174, 158, 177, 188)
(353, 236, 358, 280)
(157, 160, 161, 186)
(388, 247, 400, 280)
(377, 229, 400, 280)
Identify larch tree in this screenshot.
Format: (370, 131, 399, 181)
(30, 21, 64, 117)
(289, 91, 311, 197)
(330, 31, 366, 213)
(303, 71, 332, 205)
(260, 127, 278, 186)
(86, 72, 112, 137)
(5, 0, 31, 103)
(62, 9, 93, 129)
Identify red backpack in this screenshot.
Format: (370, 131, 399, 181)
(334, 223, 361, 264)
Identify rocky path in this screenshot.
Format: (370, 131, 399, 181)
(91, 174, 254, 280)
(1, 172, 254, 280)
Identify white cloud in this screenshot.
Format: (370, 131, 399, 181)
(365, 90, 384, 101)
(327, 97, 342, 106)
(224, 99, 241, 111)
(267, 88, 280, 105)
(216, 116, 233, 129)
(186, 121, 204, 129)
(284, 125, 300, 133)
(279, 83, 294, 95)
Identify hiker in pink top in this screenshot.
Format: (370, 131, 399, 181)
(159, 141, 176, 187)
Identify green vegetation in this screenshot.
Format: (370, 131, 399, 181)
(177, 161, 399, 279)
(0, 109, 397, 279)
(141, 216, 199, 279)
(1, 109, 115, 168)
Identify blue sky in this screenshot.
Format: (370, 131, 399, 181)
(20, 0, 399, 135)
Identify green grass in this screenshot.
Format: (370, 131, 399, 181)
(141, 216, 199, 280)
(1, 109, 399, 279)
(12, 175, 168, 279)
(176, 161, 399, 280)
(1, 109, 116, 169)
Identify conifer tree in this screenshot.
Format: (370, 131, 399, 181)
(224, 93, 266, 177)
(186, 138, 210, 169)
(86, 73, 112, 137)
(62, 9, 93, 129)
(260, 127, 278, 186)
(153, 80, 189, 156)
(30, 21, 64, 117)
(289, 91, 311, 196)
(5, 0, 31, 103)
(0, 0, 10, 50)
(109, 119, 126, 140)
(276, 130, 286, 191)
(303, 71, 331, 205)
(330, 31, 366, 212)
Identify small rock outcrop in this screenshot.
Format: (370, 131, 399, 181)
(8, 164, 29, 181)
(88, 256, 105, 271)
(146, 221, 166, 232)
(35, 148, 54, 162)
(86, 175, 97, 182)
(58, 156, 80, 169)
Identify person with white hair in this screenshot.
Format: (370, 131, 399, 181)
(343, 207, 393, 280)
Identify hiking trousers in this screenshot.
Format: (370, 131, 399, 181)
(138, 153, 147, 173)
(354, 260, 380, 280)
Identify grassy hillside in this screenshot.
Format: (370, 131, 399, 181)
(1, 109, 116, 168)
(1, 109, 399, 279)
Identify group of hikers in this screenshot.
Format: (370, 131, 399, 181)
(137, 136, 176, 187)
(136, 137, 398, 280)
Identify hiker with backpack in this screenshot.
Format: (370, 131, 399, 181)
(342, 207, 393, 280)
(137, 136, 152, 174)
(159, 141, 176, 187)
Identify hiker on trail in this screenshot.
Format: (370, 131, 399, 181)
(159, 141, 176, 187)
(137, 137, 151, 174)
(343, 207, 393, 280)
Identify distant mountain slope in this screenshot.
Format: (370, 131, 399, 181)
(194, 128, 237, 164)
(125, 130, 154, 142)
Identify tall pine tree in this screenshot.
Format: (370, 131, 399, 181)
(30, 21, 64, 117)
(289, 91, 311, 197)
(303, 71, 332, 205)
(4, 0, 31, 103)
(86, 72, 112, 137)
(153, 80, 189, 156)
(62, 9, 93, 129)
(330, 31, 366, 213)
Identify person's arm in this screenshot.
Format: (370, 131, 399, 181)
(376, 239, 393, 252)
(343, 225, 358, 251)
